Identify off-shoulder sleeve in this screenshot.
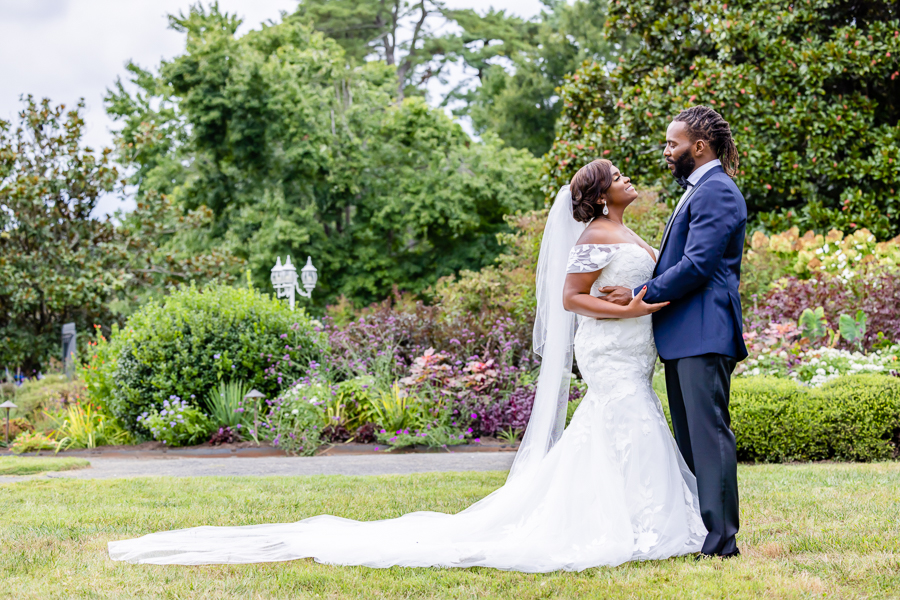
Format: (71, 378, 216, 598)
(566, 244, 617, 273)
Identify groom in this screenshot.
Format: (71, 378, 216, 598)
(602, 105, 748, 558)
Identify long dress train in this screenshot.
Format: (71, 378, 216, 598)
(108, 242, 706, 572)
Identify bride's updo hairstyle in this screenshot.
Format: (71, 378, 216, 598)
(569, 159, 613, 223)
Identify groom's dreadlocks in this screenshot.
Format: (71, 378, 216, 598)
(675, 106, 739, 178)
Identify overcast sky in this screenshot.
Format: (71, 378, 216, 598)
(0, 0, 546, 215)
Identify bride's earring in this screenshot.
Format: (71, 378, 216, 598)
(602, 202, 609, 216)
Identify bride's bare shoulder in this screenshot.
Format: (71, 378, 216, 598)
(575, 220, 630, 246)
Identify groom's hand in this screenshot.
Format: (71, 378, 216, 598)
(598, 286, 633, 306)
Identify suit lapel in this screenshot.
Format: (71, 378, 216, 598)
(657, 166, 723, 260)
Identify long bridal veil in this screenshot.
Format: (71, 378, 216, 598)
(108, 186, 600, 571)
(508, 185, 586, 482)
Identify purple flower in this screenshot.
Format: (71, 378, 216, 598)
(214, 354, 220, 359)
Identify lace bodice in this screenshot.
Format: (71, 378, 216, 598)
(566, 243, 658, 297)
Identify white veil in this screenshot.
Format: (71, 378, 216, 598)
(507, 185, 586, 483)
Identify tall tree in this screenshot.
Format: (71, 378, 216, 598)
(0, 97, 234, 372)
(453, 0, 621, 157)
(293, 0, 624, 157)
(294, 0, 457, 99)
(543, 0, 900, 239)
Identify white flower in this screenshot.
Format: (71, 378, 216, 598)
(816, 368, 826, 376)
(291, 409, 299, 415)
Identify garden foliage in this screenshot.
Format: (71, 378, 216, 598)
(746, 271, 900, 353)
(741, 226, 900, 302)
(256, 381, 325, 456)
(543, 0, 900, 238)
(84, 284, 322, 435)
(49, 404, 132, 450)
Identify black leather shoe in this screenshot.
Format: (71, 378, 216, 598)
(695, 548, 741, 561)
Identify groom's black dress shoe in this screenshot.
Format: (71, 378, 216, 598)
(694, 548, 741, 562)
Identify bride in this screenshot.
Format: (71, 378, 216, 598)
(109, 159, 707, 572)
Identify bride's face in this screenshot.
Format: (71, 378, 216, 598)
(602, 164, 639, 207)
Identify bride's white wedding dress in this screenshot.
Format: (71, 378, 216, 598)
(108, 241, 706, 572)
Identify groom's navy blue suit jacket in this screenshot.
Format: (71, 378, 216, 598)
(634, 165, 749, 362)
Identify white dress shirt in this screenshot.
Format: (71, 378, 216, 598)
(669, 159, 722, 224)
(631, 159, 722, 299)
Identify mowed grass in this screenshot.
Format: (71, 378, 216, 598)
(0, 456, 90, 476)
(2, 463, 899, 599)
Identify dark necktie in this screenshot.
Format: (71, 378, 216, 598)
(676, 176, 694, 191)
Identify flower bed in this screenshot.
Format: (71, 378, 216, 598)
(738, 343, 900, 387)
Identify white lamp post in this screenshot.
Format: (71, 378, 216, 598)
(271, 255, 318, 310)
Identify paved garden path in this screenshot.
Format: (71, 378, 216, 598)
(0, 453, 516, 484)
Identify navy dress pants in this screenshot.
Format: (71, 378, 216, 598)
(664, 353, 740, 557)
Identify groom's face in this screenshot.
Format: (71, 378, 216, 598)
(663, 121, 696, 180)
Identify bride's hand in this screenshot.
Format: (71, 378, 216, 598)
(623, 286, 669, 317)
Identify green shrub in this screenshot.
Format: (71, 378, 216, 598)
(731, 374, 900, 462)
(563, 373, 900, 462)
(87, 283, 324, 435)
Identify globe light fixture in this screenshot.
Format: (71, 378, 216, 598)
(271, 255, 318, 310)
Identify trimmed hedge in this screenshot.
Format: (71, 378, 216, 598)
(731, 374, 900, 462)
(565, 374, 900, 462)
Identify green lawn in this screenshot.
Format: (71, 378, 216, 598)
(0, 456, 90, 476)
(2, 463, 899, 599)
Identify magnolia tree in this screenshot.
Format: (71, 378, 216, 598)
(0, 97, 239, 371)
(542, 0, 900, 239)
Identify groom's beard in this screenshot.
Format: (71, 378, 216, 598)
(669, 151, 696, 181)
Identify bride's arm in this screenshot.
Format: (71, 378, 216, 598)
(563, 272, 669, 318)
